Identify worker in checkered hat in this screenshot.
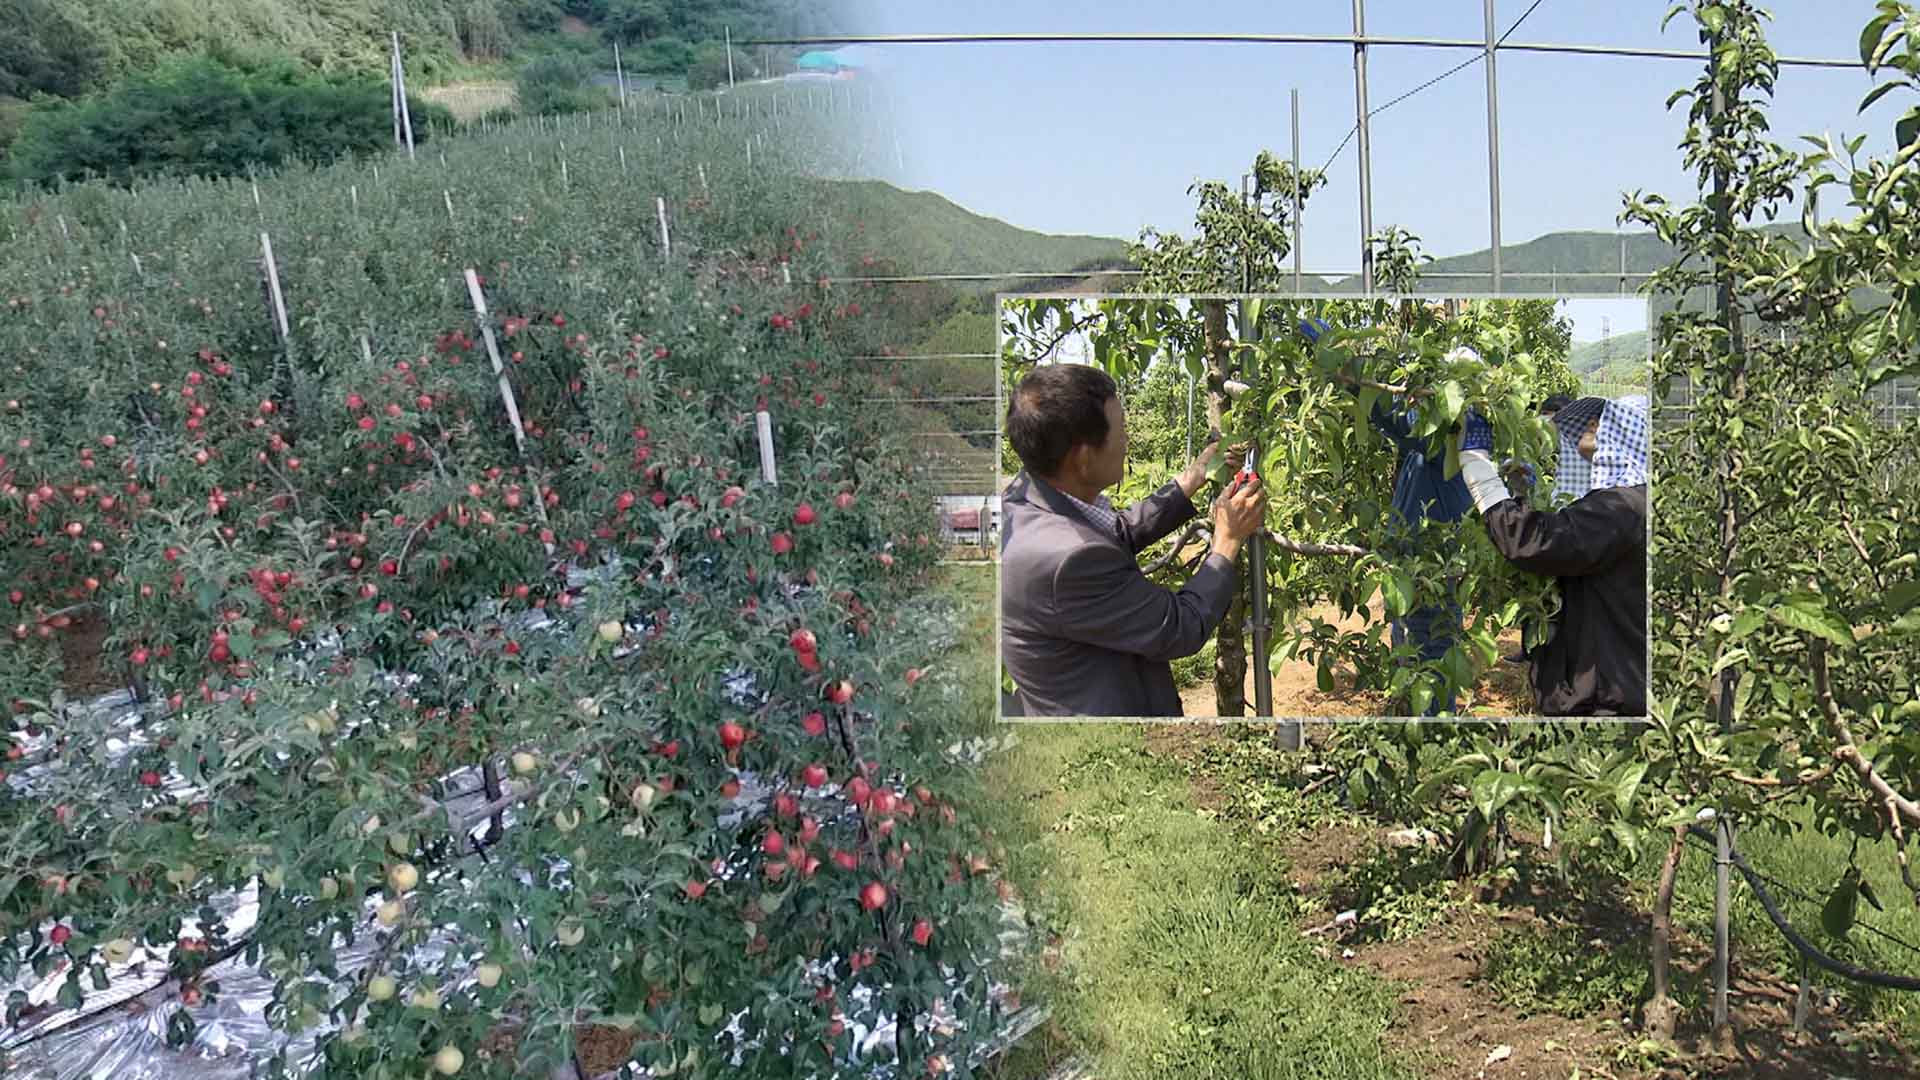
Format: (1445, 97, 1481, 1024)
(1457, 395, 1649, 716)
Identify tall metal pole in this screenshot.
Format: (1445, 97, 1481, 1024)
(726, 26, 737, 88)
(615, 42, 628, 108)
(1709, 31, 1738, 1042)
(1291, 89, 1303, 294)
(1483, 0, 1503, 294)
(1352, 0, 1375, 295)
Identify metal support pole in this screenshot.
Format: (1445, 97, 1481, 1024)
(726, 26, 736, 88)
(1242, 173, 1254, 292)
(1483, 0, 1503, 294)
(1291, 89, 1303, 294)
(615, 43, 628, 108)
(1352, 0, 1375, 295)
(1708, 28, 1739, 1044)
(1239, 301, 1274, 722)
(1186, 370, 1195, 462)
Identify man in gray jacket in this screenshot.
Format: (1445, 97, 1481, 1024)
(1000, 363, 1267, 717)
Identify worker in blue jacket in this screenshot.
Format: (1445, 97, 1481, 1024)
(1301, 317, 1470, 716)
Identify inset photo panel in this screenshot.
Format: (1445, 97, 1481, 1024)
(995, 294, 1652, 721)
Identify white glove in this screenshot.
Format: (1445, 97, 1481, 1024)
(1459, 449, 1514, 514)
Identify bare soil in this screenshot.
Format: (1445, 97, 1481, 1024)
(1178, 597, 1533, 719)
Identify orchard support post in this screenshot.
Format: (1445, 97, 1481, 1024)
(1203, 300, 1246, 717)
(1236, 299, 1275, 723)
(465, 269, 555, 556)
(757, 411, 778, 485)
(1291, 89, 1304, 294)
(1708, 26, 1744, 1045)
(392, 32, 416, 160)
(1483, 0, 1503, 293)
(1351, 0, 1375, 296)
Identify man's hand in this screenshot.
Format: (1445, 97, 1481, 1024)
(1177, 436, 1222, 499)
(1210, 474, 1267, 561)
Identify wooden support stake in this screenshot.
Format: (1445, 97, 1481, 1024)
(259, 232, 290, 342)
(392, 33, 416, 160)
(756, 411, 778, 485)
(655, 197, 671, 262)
(463, 268, 554, 553)
(444, 191, 455, 223)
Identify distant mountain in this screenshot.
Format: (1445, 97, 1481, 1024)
(806, 181, 1131, 291)
(1568, 329, 1651, 373)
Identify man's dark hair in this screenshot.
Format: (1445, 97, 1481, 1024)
(1006, 364, 1118, 477)
(1539, 393, 1574, 414)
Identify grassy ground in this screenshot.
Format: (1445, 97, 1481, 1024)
(981, 725, 1420, 1080)
(977, 721, 1920, 1079)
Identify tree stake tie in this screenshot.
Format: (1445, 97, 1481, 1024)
(757, 411, 778, 486)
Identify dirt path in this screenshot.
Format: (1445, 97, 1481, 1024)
(1140, 726, 1920, 1080)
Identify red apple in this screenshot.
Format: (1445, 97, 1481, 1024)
(859, 882, 888, 911)
(801, 764, 828, 788)
(802, 712, 827, 737)
(793, 503, 816, 527)
(911, 918, 932, 947)
(718, 722, 747, 751)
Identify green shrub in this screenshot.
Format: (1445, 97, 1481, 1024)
(1171, 640, 1217, 690)
(630, 35, 694, 74)
(0, 0, 109, 99)
(5, 53, 445, 188)
(687, 42, 755, 91)
(513, 52, 606, 114)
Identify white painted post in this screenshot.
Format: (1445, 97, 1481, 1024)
(698, 164, 709, 198)
(465, 272, 529, 458)
(655, 197, 671, 262)
(259, 233, 290, 343)
(615, 43, 628, 108)
(725, 26, 736, 89)
(756, 411, 777, 485)
(351, 185, 359, 216)
(561, 159, 569, 190)
(392, 33, 416, 160)
(619, 146, 627, 173)
(443, 191, 455, 223)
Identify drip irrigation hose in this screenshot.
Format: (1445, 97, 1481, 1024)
(1686, 824, 1920, 992)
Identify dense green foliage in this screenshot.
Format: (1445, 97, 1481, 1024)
(5, 54, 451, 188)
(511, 52, 607, 115)
(0, 84, 1026, 1079)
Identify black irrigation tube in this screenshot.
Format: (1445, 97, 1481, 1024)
(1685, 825, 1920, 992)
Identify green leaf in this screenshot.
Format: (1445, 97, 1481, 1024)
(1727, 607, 1768, 641)
(1769, 596, 1855, 648)
(1438, 380, 1465, 423)
(1607, 762, 1648, 817)
(1860, 10, 1898, 66)
(1469, 770, 1533, 822)
(1381, 571, 1413, 619)
(1821, 872, 1860, 940)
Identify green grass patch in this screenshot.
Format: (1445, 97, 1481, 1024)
(985, 726, 1418, 1080)
(1478, 919, 1652, 1019)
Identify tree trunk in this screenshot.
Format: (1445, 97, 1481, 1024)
(1201, 300, 1245, 717)
(1644, 823, 1689, 1043)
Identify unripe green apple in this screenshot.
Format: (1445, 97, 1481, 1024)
(388, 862, 418, 892)
(433, 1044, 464, 1075)
(511, 751, 537, 775)
(475, 962, 503, 988)
(596, 620, 622, 644)
(366, 974, 396, 1001)
(376, 899, 404, 927)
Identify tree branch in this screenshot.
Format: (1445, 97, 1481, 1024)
(1813, 637, 1920, 832)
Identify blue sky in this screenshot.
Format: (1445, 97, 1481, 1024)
(840, 1, 1905, 270)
